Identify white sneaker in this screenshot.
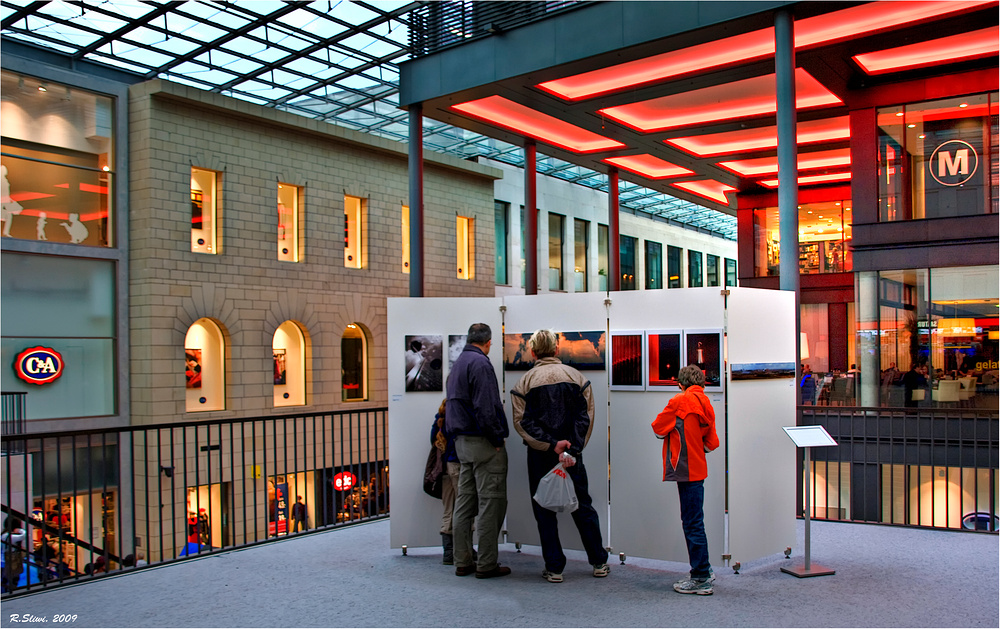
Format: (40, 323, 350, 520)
(592, 563, 610, 578)
(542, 570, 563, 583)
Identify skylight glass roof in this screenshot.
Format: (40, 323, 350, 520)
(0, 0, 736, 239)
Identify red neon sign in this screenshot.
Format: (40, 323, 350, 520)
(333, 471, 357, 491)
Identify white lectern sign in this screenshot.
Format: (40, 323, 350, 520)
(780, 424, 838, 578)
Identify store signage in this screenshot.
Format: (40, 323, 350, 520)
(929, 140, 978, 187)
(332, 471, 357, 491)
(14, 346, 65, 385)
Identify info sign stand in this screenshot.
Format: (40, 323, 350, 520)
(780, 425, 838, 578)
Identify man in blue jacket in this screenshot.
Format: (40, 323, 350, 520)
(445, 323, 511, 579)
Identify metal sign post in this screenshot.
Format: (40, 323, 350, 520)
(781, 425, 838, 578)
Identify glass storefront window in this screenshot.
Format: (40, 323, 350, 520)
(277, 183, 300, 262)
(645, 240, 662, 289)
(620, 235, 636, 290)
(342, 323, 368, 402)
(1, 71, 114, 247)
(878, 93, 998, 221)
(753, 201, 853, 276)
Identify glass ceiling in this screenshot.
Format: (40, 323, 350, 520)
(0, 0, 736, 240)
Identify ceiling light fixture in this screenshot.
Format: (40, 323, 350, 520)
(666, 117, 850, 157)
(602, 154, 694, 179)
(852, 25, 998, 74)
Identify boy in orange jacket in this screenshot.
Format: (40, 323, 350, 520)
(651, 364, 720, 595)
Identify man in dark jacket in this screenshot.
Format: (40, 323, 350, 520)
(445, 322, 511, 579)
(511, 329, 609, 583)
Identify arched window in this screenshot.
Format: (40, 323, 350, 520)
(341, 323, 368, 402)
(185, 318, 225, 412)
(273, 321, 306, 407)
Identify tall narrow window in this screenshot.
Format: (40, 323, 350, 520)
(706, 254, 720, 287)
(598, 224, 609, 291)
(725, 258, 738, 287)
(667, 245, 682, 288)
(344, 195, 364, 269)
(548, 213, 564, 290)
(495, 201, 509, 285)
(342, 323, 368, 402)
(273, 321, 306, 407)
(645, 241, 662, 289)
(277, 183, 300, 262)
(402, 205, 410, 274)
(688, 250, 703, 287)
(185, 318, 225, 412)
(620, 235, 636, 290)
(574, 219, 588, 292)
(456, 216, 473, 279)
(191, 167, 218, 254)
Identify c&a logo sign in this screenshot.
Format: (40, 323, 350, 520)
(929, 140, 978, 187)
(14, 346, 65, 385)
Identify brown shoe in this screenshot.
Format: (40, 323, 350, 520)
(455, 565, 475, 577)
(475, 565, 511, 579)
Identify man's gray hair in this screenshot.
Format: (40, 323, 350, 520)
(467, 323, 492, 345)
(528, 329, 558, 358)
(678, 364, 706, 388)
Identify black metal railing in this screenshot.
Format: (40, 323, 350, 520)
(409, 1, 589, 56)
(1, 408, 388, 597)
(1, 392, 26, 454)
(799, 406, 999, 531)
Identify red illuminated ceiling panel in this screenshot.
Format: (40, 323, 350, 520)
(603, 154, 694, 179)
(853, 26, 999, 75)
(666, 117, 850, 157)
(759, 172, 853, 188)
(535, 1, 995, 101)
(599, 69, 841, 133)
(671, 180, 737, 206)
(718, 148, 851, 177)
(450, 95, 626, 153)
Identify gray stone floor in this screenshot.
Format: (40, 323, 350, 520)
(1, 518, 997, 628)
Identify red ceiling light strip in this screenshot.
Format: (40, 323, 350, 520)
(671, 180, 737, 205)
(718, 148, 851, 177)
(853, 26, 999, 75)
(599, 69, 841, 133)
(603, 154, 694, 179)
(535, 1, 995, 101)
(450, 95, 626, 153)
(666, 117, 850, 157)
(759, 172, 853, 188)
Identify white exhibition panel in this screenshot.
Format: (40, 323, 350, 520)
(387, 297, 503, 549)
(606, 289, 726, 562)
(501, 292, 611, 551)
(724, 288, 797, 564)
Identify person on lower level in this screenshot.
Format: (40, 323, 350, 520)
(652, 365, 720, 596)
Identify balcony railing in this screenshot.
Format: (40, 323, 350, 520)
(1, 392, 26, 454)
(1, 408, 387, 598)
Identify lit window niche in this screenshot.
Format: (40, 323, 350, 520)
(191, 167, 219, 254)
(344, 195, 365, 269)
(277, 183, 300, 262)
(456, 216, 474, 280)
(185, 318, 225, 412)
(273, 321, 306, 407)
(402, 205, 410, 274)
(342, 323, 368, 402)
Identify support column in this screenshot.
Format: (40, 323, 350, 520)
(525, 140, 538, 295)
(608, 167, 620, 292)
(776, 10, 801, 400)
(408, 105, 424, 297)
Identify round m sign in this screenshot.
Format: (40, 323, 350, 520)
(929, 139, 978, 187)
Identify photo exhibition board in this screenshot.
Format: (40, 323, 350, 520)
(724, 288, 796, 563)
(387, 297, 503, 549)
(606, 288, 726, 563)
(500, 292, 610, 552)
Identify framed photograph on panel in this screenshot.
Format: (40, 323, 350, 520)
(610, 331, 645, 391)
(503, 333, 534, 370)
(448, 335, 467, 371)
(646, 330, 683, 389)
(685, 329, 724, 391)
(273, 349, 287, 385)
(405, 335, 443, 392)
(185, 348, 202, 389)
(557, 331, 606, 371)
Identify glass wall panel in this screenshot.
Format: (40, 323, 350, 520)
(620, 235, 636, 290)
(598, 224, 609, 291)
(548, 213, 564, 290)
(878, 93, 998, 221)
(277, 183, 300, 262)
(574, 218, 588, 292)
(688, 250, 703, 287)
(753, 201, 853, 276)
(645, 240, 662, 289)
(667, 245, 682, 288)
(1, 71, 114, 247)
(495, 201, 508, 285)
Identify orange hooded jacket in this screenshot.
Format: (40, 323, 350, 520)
(651, 385, 720, 482)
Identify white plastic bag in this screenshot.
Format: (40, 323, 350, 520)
(532, 463, 579, 512)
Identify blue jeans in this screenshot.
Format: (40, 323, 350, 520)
(527, 448, 608, 573)
(677, 480, 711, 579)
